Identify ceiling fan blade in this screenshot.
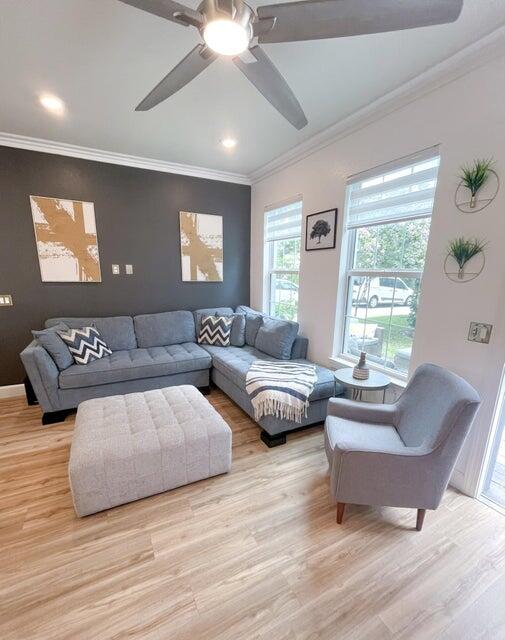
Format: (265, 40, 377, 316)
(118, 0, 202, 27)
(234, 46, 307, 129)
(256, 0, 464, 43)
(136, 45, 217, 111)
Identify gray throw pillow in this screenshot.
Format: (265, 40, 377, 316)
(229, 313, 246, 347)
(245, 313, 263, 347)
(32, 322, 73, 370)
(254, 317, 299, 360)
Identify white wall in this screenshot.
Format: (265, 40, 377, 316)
(250, 53, 505, 496)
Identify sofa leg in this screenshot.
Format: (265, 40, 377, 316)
(199, 385, 211, 396)
(416, 509, 426, 531)
(260, 430, 287, 448)
(24, 377, 38, 406)
(336, 502, 346, 524)
(42, 410, 72, 426)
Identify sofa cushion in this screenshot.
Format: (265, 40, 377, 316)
(194, 308, 245, 347)
(46, 316, 137, 351)
(57, 326, 112, 365)
(200, 345, 335, 401)
(194, 307, 234, 334)
(59, 343, 211, 389)
(134, 311, 195, 348)
(235, 305, 264, 346)
(255, 317, 299, 360)
(32, 322, 73, 370)
(198, 315, 233, 347)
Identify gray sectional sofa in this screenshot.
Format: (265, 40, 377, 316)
(21, 305, 342, 445)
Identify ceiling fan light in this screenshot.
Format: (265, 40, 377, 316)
(203, 19, 249, 56)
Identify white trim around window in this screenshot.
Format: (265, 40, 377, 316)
(334, 148, 441, 379)
(263, 197, 303, 321)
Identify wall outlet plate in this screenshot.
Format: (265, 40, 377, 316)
(0, 294, 13, 306)
(125, 264, 133, 275)
(112, 264, 120, 275)
(468, 322, 492, 344)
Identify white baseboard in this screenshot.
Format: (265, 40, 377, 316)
(0, 384, 25, 399)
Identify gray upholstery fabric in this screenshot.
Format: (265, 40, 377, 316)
(58, 369, 209, 411)
(254, 316, 299, 360)
(20, 341, 61, 412)
(69, 386, 232, 516)
(324, 363, 480, 510)
(200, 344, 337, 402)
(46, 316, 137, 351)
(245, 314, 263, 346)
(134, 311, 195, 348)
(291, 336, 308, 360)
(59, 343, 211, 389)
(32, 322, 73, 370)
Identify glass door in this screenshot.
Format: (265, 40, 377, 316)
(481, 381, 505, 511)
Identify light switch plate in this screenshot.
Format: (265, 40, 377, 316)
(112, 264, 120, 275)
(125, 264, 133, 275)
(0, 294, 13, 306)
(468, 322, 492, 344)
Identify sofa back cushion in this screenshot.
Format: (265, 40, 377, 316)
(45, 316, 137, 351)
(235, 306, 265, 347)
(134, 311, 195, 348)
(255, 317, 299, 360)
(32, 322, 73, 370)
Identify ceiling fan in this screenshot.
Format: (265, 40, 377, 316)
(119, 0, 464, 129)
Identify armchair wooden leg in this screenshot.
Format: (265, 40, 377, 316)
(336, 502, 346, 524)
(416, 509, 426, 531)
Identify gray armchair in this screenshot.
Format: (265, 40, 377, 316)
(324, 363, 480, 530)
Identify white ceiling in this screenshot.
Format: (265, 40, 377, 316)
(1, 0, 504, 177)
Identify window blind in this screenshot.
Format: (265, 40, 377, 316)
(265, 200, 302, 242)
(346, 150, 440, 229)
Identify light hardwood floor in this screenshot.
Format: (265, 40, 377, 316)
(1, 390, 504, 640)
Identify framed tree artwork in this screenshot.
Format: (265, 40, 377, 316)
(305, 208, 337, 251)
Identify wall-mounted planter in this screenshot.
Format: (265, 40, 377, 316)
(444, 237, 486, 283)
(455, 159, 499, 213)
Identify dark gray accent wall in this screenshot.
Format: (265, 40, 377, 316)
(0, 146, 250, 386)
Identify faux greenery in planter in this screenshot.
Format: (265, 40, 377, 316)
(447, 237, 486, 279)
(459, 158, 494, 209)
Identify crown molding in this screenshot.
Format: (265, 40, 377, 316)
(250, 25, 505, 184)
(0, 132, 251, 185)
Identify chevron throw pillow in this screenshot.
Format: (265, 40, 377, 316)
(57, 326, 112, 365)
(198, 315, 233, 347)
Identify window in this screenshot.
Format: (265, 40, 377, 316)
(339, 149, 440, 377)
(264, 199, 302, 321)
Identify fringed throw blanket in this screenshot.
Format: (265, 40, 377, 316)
(245, 360, 317, 424)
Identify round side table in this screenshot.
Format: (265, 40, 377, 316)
(334, 367, 391, 402)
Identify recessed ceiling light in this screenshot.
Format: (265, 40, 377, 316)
(39, 94, 65, 115)
(221, 137, 237, 150)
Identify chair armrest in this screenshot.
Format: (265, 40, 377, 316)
(327, 397, 398, 425)
(333, 447, 443, 510)
(20, 341, 60, 412)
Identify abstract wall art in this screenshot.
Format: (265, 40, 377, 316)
(30, 195, 101, 282)
(179, 211, 223, 282)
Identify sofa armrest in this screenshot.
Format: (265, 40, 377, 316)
(327, 397, 398, 425)
(20, 341, 60, 412)
(291, 336, 308, 359)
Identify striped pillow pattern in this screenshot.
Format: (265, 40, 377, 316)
(57, 326, 112, 365)
(198, 315, 233, 347)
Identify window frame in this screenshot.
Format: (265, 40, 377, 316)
(263, 197, 303, 321)
(335, 149, 440, 380)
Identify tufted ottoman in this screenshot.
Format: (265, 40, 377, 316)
(69, 385, 232, 516)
